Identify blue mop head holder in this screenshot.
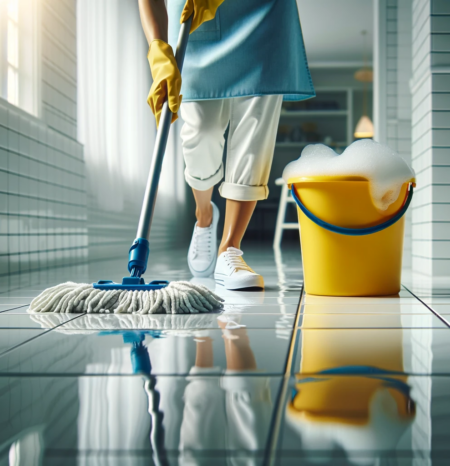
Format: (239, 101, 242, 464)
(92, 238, 169, 291)
(128, 238, 150, 276)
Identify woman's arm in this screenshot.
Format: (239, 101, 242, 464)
(138, 0, 168, 44)
(139, 0, 181, 127)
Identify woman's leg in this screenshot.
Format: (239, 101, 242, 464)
(180, 99, 229, 198)
(214, 95, 283, 289)
(180, 99, 229, 228)
(218, 95, 283, 254)
(192, 187, 214, 228)
(218, 200, 257, 255)
(217, 319, 257, 370)
(180, 100, 230, 276)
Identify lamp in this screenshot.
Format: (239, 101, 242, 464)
(354, 115, 374, 138)
(354, 30, 374, 139)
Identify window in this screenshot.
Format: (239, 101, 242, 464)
(7, 0, 19, 105)
(0, 0, 39, 115)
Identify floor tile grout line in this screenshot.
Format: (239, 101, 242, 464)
(293, 312, 446, 314)
(0, 305, 30, 313)
(294, 326, 448, 329)
(35, 328, 295, 333)
(0, 372, 286, 378)
(5, 324, 446, 330)
(291, 301, 305, 376)
(265, 285, 304, 466)
(292, 302, 441, 305)
(1, 370, 449, 378)
(1, 327, 63, 330)
(0, 329, 54, 359)
(403, 285, 450, 328)
(0, 313, 86, 360)
(401, 284, 450, 300)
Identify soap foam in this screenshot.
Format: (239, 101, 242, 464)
(282, 139, 415, 211)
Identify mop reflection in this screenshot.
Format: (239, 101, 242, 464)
(124, 332, 168, 466)
(287, 309, 416, 463)
(30, 313, 272, 463)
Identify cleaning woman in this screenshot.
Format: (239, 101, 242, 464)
(138, 0, 315, 290)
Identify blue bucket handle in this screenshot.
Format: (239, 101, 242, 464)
(290, 183, 414, 236)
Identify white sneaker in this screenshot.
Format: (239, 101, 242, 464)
(214, 247, 264, 290)
(187, 202, 219, 277)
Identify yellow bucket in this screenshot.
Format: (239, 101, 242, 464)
(288, 176, 415, 296)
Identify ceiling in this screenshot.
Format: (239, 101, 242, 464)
(296, 0, 373, 67)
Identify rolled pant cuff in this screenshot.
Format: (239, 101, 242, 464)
(184, 164, 224, 191)
(219, 182, 269, 201)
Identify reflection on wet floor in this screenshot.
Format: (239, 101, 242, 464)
(0, 326, 292, 376)
(277, 295, 450, 465)
(284, 375, 416, 459)
(291, 302, 416, 462)
(0, 246, 450, 464)
(0, 374, 282, 465)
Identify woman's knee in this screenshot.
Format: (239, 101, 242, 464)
(180, 100, 229, 147)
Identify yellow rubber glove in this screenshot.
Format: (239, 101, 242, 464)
(180, 0, 226, 33)
(147, 40, 182, 127)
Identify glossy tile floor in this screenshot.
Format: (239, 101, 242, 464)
(1, 245, 450, 465)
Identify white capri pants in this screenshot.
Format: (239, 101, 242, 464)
(180, 95, 283, 201)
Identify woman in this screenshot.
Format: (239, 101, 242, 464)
(139, 0, 314, 290)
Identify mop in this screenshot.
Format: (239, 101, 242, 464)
(29, 16, 224, 315)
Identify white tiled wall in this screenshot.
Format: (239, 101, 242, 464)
(411, 0, 450, 276)
(397, 0, 413, 269)
(0, 101, 87, 289)
(375, 0, 413, 268)
(0, 0, 87, 290)
(41, 0, 78, 140)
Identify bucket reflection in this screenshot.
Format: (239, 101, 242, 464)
(287, 306, 416, 463)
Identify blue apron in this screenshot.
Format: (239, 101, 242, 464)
(168, 0, 315, 102)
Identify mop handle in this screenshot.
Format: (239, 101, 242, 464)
(136, 16, 193, 240)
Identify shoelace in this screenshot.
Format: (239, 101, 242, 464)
(224, 247, 253, 273)
(192, 226, 212, 259)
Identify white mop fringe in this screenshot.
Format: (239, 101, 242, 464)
(29, 281, 224, 314)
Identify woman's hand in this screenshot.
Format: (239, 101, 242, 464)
(147, 40, 182, 127)
(181, 0, 225, 33)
